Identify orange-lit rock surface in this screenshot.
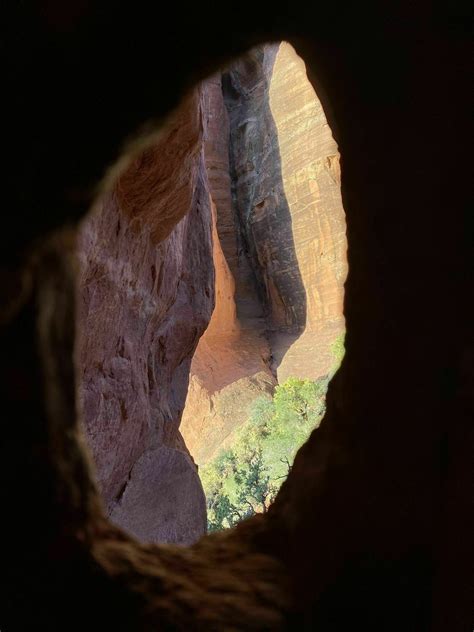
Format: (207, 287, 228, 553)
(182, 44, 346, 464)
(77, 90, 211, 544)
(267, 43, 347, 380)
(180, 77, 275, 465)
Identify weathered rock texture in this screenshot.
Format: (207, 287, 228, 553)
(179, 194, 275, 464)
(180, 75, 276, 464)
(182, 43, 347, 463)
(77, 90, 212, 544)
(224, 42, 347, 382)
(2, 4, 472, 631)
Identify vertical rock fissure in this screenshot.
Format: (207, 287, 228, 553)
(222, 67, 278, 331)
(221, 45, 308, 335)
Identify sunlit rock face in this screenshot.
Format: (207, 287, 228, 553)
(182, 43, 347, 465)
(224, 42, 347, 381)
(180, 75, 275, 465)
(77, 90, 211, 544)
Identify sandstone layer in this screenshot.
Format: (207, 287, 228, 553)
(77, 90, 212, 544)
(224, 42, 347, 382)
(182, 43, 347, 464)
(180, 75, 276, 465)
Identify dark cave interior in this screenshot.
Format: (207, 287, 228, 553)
(0, 3, 472, 630)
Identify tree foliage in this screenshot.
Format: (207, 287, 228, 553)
(330, 332, 345, 376)
(200, 376, 330, 532)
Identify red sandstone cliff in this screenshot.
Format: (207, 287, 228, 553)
(182, 43, 347, 465)
(77, 90, 212, 544)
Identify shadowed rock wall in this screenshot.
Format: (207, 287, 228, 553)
(224, 42, 347, 381)
(77, 90, 212, 544)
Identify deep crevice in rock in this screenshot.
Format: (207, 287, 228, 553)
(182, 42, 346, 479)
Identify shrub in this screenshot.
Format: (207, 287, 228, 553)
(201, 376, 329, 531)
(330, 332, 346, 375)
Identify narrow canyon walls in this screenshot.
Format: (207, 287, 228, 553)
(77, 90, 212, 544)
(182, 42, 347, 464)
(76, 41, 347, 542)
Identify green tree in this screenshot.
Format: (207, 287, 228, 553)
(201, 376, 329, 532)
(330, 332, 345, 376)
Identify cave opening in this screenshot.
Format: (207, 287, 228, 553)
(77, 41, 347, 545)
(3, 5, 469, 628)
